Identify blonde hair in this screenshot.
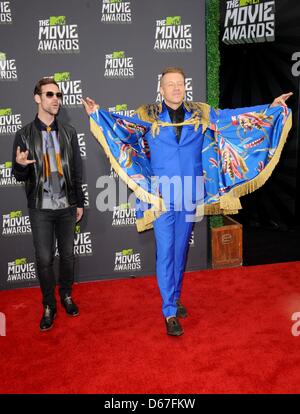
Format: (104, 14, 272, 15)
(161, 67, 186, 81)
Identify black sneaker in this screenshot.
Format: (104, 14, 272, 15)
(165, 316, 184, 336)
(176, 300, 188, 318)
(40, 306, 56, 331)
(61, 295, 79, 316)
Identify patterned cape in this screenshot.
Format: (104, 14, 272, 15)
(89, 103, 292, 231)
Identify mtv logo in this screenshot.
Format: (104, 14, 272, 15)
(75, 225, 80, 234)
(15, 258, 26, 265)
(122, 248, 133, 256)
(115, 104, 127, 111)
(111, 0, 122, 2)
(5, 162, 12, 168)
(54, 72, 70, 82)
(119, 202, 130, 209)
(0, 108, 12, 116)
(239, 0, 260, 6)
(166, 16, 181, 26)
(10, 210, 22, 218)
(0, 52, 6, 61)
(49, 16, 66, 26)
(0, 313, 6, 337)
(112, 51, 125, 59)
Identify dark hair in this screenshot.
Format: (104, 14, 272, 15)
(161, 67, 186, 81)
(33, 77, 60, 95)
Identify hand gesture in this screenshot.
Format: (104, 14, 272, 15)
(270, 92, 293, 108)
(16, 146, 36, 166)
(81, 97, 100, 115)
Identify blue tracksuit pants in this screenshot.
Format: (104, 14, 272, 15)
(153, 209, 195, 317)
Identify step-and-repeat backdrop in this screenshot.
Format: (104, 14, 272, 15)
(219, 0, 300, 231)
(0, 0, 208, 290)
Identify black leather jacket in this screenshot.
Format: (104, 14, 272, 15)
(12, 116, 85, 209)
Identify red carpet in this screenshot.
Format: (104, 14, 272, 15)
(1, 262, 300, 394)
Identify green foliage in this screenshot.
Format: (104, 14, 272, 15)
(209, 215, 224, 229)
(206, 0, 220, 108)
(206, 0, 221, 224)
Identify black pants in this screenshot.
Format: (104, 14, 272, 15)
(29, 207, 77, 308)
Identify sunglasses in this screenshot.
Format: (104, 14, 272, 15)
(40, 91, 63, 99)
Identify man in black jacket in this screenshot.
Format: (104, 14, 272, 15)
(12, 77, 85, 332)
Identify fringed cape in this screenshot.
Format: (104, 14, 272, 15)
(89, 102, 292, 232)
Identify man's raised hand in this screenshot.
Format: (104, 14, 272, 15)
(16, 146, 36, 166)
(270, 92, 293, 108)
(81, 97, 100, 116)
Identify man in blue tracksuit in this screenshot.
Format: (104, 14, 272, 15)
(134, 68, 205, 335)
(83, 67, 292, 336)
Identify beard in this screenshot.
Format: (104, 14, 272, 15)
(45, 105, 60, 116)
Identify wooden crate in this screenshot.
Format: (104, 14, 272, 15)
(211, 216, 242, 269)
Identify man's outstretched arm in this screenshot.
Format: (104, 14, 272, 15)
(82, 97, 99, 115)
(269, 92, 293, 108)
